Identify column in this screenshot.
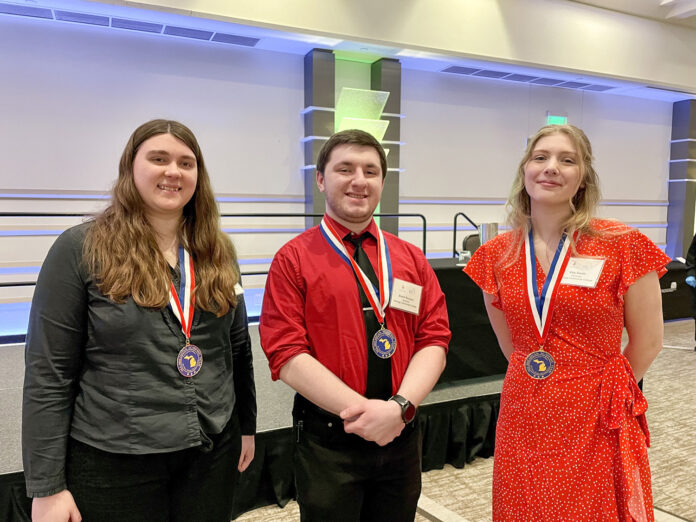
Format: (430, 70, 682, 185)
(666, 100, 696, 257)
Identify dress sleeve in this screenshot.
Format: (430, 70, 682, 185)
(258, 247, 311, 381)
(464, 240, 502, 309)
(229, 283, 257, 436)
(22, 227, 88, 498)
(617, 229, 671, 298)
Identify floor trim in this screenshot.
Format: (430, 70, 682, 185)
(417, 494, 470, 522)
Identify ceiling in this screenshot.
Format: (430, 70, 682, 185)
(572, 0, 696, 28)
(1, 0, 694, 100)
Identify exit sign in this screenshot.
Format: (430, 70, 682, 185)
(546, 114, 568, 125)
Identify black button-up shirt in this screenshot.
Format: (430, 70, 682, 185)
(22, 223, 257, 497)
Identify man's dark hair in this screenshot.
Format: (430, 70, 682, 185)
(316, 129, 388, 178)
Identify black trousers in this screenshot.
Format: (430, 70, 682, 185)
(66, 415, 241, 522)
(293, 395, 422, 522)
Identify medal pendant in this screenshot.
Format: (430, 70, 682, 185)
(524, 350, 555, 379)
(177, 344, 203, 378)
(372, 327, 397, 359)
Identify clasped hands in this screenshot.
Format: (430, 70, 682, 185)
(339, 398, 404, 446)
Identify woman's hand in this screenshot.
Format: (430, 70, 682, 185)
(32, 489, 81, 522)
(238, 434, 255, 472)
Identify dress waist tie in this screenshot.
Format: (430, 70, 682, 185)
(598, 353, 651, 522)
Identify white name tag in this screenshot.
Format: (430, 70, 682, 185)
(560, 257, 605, 288)
(390, 278, 423, 315)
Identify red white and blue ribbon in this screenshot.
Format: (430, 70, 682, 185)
(320, 217, 393, 324)
(168, 246, 195, 342)
(523, 230, 570, 345)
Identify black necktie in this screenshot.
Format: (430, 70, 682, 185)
(346, 234, 392, 400)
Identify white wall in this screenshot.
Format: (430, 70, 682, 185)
(0, 15, 304, 195)
(0, 14, 305, 303)
(399, 68, 672, 255)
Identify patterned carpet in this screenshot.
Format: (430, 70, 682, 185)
(645, 321, 696, 521)
(235, 320, 696, 521)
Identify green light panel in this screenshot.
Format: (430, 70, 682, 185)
(336, 117, 389, 142)
(335, 87, 390, 138)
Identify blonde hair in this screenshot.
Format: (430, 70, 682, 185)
(499, 124, 612, 268)
(84, 119, 239, 316)
(507, 124, 601, 236)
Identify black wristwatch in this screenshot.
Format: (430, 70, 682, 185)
(389, 394, 416, 424)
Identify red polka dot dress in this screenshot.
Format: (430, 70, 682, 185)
(465, 219, 670, 521)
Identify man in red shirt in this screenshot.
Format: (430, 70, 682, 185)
(259, 129, 451, 521)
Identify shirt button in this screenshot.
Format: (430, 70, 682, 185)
(327, 422, 333, 428)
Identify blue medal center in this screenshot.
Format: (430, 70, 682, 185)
(177, 344, 203, 377)
(372, 328, 397, 359)
(524, 350, 555, 379)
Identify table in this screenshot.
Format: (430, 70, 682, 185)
(660, 260, 695, 321)
(429, 258, 509, 383)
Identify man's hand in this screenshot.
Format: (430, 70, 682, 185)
(340, 399, 404, 446)
(686, 275, 696, 288)
(32, 489, 81, 522)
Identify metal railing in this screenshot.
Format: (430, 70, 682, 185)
(0, 211, 428, 285)
(452, 212, 479, 257)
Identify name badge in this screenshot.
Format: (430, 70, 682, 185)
(390, 278, 422, 315)
(560, 257, 605, 288)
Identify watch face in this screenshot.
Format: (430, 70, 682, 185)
(403, 403, 416, 423)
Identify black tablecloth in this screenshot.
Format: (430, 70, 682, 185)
(660, 260, 695, 321)
(430, 258, 509, 382)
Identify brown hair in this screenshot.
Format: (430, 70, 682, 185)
(84, 119, 239, 315)
(316, 129, 388, 178)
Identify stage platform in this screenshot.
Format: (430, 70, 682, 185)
(0, 323, 504, 521)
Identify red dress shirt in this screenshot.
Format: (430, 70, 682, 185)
(259, 215, 451, 395)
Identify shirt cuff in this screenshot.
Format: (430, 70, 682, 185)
(25, 477, 67, 498)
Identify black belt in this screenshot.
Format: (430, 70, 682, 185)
(292, 394, 416, 448)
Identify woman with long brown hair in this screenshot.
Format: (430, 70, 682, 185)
(22, 119, 256, 522)
(465, 124, 668, 520)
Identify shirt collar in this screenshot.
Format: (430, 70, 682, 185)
(323, 214, 377, 241)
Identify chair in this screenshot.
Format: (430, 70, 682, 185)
(462, 234, 480, 254)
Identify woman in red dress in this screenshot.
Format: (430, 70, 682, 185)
(465, 124, 669, 521)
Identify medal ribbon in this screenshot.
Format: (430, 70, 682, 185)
(524, 230, 571, 345)
(319, 217, 393, 324)
(168, 246, 195, 342)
